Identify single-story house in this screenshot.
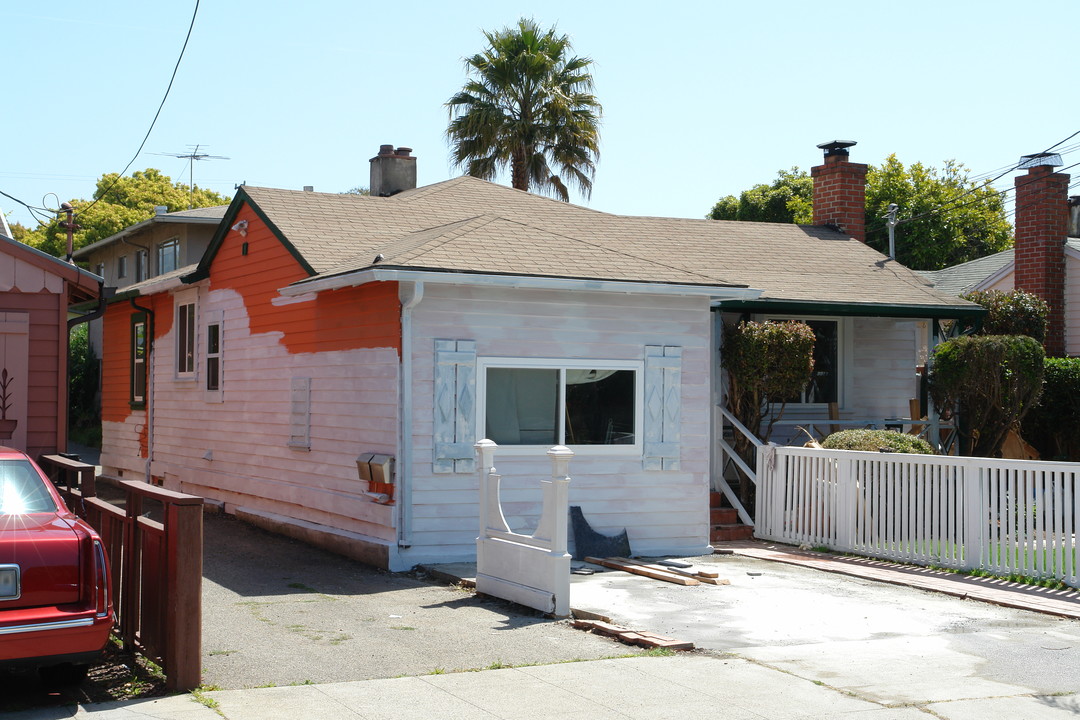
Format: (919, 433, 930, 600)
(96, 142, 980, 570)
(0, 233, 100, 457)
(920, 155, 1077, 357)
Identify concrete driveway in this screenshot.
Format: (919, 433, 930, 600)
(200, 513, 645, 689)
(570, 552, 1080, 714)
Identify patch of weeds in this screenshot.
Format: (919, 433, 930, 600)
(192, 687, 223, 717)
(208, 650, 237, 657)
(390, 626, 417, 631)
(640, 647, 676, 657)
(289, 679, 315, 686)
(253, 682, 277, 689)
(429, 668, 446, 675)
(811, 546, 831, 553)
(485, 660, 510, 670)
(286, 582, 317, 593)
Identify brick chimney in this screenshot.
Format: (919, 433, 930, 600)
(1014, 154, 1070, 357)
(369, 145, 417, 197)
(812, 140, 868, 242)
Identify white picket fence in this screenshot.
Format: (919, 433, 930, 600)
(755, 446, 1080, 588)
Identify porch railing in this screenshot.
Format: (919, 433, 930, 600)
(39, 455, 204, 691)
(755, 446, 1080, 589)
(716, 407, 759, 526)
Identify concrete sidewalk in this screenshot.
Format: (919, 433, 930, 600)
(12, 652, 1079, 719)
(12, 542, 1080, 719)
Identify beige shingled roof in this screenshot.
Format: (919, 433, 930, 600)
(241, 177, 973, 309)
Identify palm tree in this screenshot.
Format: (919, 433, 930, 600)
(445, 19, 602, 202)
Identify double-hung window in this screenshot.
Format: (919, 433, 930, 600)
(130, 313, 147, 408)
(764, 317, 842, 405)
(135, 250, 148, 282)
(176, 297, 196, 377)
(478, 358, 642, 452)
(205, 315, 222, 394)
(157, 238, 179, 275)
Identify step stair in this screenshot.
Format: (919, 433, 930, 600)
(709, 491, 754, 543)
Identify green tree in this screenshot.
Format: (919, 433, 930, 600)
(445, 18, 602, 202)
(722, 320, 816, 510)
(708, 155, 1013, 271)
(865, 155, 1011, 271)
(961, 289, 1049, 343)
(928, 335, 1044, 457)
(708, 168, 812, 223)
(21, 169, 229, 258)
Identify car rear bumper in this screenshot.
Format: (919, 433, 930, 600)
(0, 606, 112, 664)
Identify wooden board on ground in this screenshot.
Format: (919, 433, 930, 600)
(584, 556, 700, 586)
(614, 557, 729, 585)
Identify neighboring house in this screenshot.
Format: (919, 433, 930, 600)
(96, 143, 980, 571)
(72, 205, 227, 355)
(0, 234, 100, 457)
(920, 155, 1079, 357)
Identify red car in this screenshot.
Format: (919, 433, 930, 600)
(0, 447, 113, 685)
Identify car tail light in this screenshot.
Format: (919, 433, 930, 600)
(0, 564, 19, 601)
(92, 539, 109, 617)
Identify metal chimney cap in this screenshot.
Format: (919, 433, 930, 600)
(817, 140, 857, 157)
(1018, 152, 1063, 169)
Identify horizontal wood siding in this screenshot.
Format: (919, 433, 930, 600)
(401, 284, 712, 566)
(0, 292, 62, 457)
(101, 202, 403, 551)
(851, 317, 919, 419)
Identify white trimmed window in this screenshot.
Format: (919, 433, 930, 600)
(176, 294, 196, 377)
(204, 310, 223, 401)
(476, 358, 643, 454)
(763, 316, 848, 406)
(157, 237, 179, 275)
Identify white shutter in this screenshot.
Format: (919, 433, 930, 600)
(644, 345, 681, 471)
(433, 340, 477, 473)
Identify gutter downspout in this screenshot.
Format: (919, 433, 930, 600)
(397, 281, 423, 551)
(130, 297, 155, 482)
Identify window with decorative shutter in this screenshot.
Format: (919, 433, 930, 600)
(433, 340, 476, 473)
(643, 345, 681, 471)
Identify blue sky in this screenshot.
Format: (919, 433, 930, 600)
(4, 1, 1076, 229)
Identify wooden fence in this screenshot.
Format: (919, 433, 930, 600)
(755, 446, 1080, 589)
(39, 455, 203, 691)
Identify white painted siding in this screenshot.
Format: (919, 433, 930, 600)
(101, 283, 400, 543)
(850, 317, 920, 419)
(396, 284, 713, 569)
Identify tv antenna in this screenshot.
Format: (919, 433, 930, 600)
(153, 144, 229, 208)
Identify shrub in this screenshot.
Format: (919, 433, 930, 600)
(928, 335, 1044, 457)
(722, 320, 816, 509)
(1022, 357, 1080, 461)
(821, 429, 934, 455)
(961, 289, 1049, 343)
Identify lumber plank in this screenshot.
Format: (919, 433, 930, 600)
(585, 556, 700, 586)
(614, 557, 727, 584)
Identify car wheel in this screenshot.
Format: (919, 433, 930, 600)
(39, 662, 89, 687)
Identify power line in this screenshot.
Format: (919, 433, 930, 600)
(77, 0, 200, 218)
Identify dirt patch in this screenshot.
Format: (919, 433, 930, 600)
(0, 640, 169, 713)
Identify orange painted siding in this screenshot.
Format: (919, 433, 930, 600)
(209, 204, 402, 354)
(100, 294, 175, 424)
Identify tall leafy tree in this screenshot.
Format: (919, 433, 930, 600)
(708, 155, 1013, 271)
(445, 18, 602, 202)
(708, 168, 812, 224)
(864, 155, 1011, 271)
(21, 169, 229, 258)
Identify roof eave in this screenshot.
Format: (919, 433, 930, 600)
(279, 267, 764, 303)
(716, 297, 987, 320)
(72, 213, 224, 259)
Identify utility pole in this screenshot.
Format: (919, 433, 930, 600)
(886, 203, 899, 260)
(59, 202, 79, 264)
